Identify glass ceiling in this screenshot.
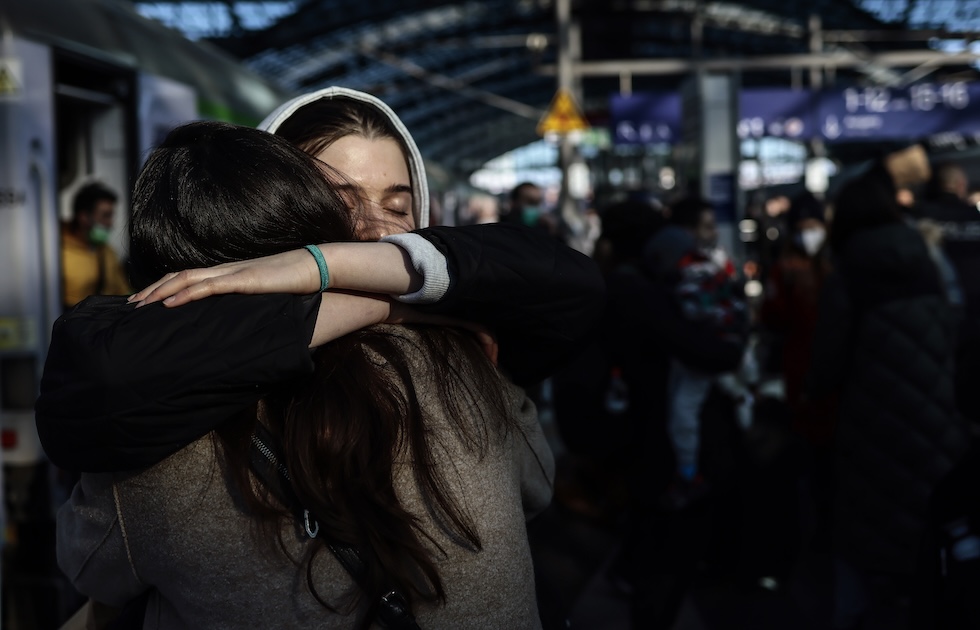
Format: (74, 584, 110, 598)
(127, 0, 980, 173)
(135, 1, 980, 41)
(135, 1, 298, 39)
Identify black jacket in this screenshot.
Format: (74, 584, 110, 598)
(809, 222, 969, 575)
(36, 223, 604, 472)
(919, 193, 980, 421)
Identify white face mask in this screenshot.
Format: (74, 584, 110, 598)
(799, 227, 827, 256)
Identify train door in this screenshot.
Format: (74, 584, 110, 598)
(0, 36, 59, 490)
(0, 35, 65, 629)
(54, 51, 138, 268)
(1, 36, 200, 626)
(0, 39, 143, 628)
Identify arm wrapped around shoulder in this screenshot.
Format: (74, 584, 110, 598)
(413, 223, 606, 386)
(36, 293, 320, 472)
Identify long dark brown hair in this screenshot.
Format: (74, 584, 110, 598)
(131, 121, 519, 626)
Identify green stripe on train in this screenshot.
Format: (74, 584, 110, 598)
(197, 100, 262, 127)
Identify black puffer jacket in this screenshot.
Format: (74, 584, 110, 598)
(809, 222, 969, 575)
(919, 193, 980, 422)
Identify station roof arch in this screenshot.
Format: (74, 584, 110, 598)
(65, 0, 980, 174)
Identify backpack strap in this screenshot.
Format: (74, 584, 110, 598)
(249, 423, 421, 630)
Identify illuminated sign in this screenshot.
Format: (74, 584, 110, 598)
(609, 93, 681, 144)
(737, 88, 815, 140)
(612, 82, 980, 144)
(817, 82, 980, 140)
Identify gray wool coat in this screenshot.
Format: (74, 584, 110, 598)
(57, 328, 555, 629)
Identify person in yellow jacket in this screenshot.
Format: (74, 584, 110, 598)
(61, 182, 132, 309)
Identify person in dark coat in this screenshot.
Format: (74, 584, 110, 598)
(911, 162, 980, 630)
(809, 146, 969, 630)
(918, 162, 980, 423)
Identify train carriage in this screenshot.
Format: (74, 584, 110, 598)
(0, 2, 289, 625)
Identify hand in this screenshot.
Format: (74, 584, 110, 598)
(129, 249, 320, 307)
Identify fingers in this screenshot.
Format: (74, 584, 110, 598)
(135, 269, 229, 307)
(128, 272, 179, 304)
(159, 276, 225, 307)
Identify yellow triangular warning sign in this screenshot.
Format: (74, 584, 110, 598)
(0, 62, 20, 96)
(537, 88, 589, 136)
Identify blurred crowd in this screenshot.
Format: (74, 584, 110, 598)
(521, 142, 980, 630)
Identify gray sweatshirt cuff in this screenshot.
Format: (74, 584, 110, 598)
(380, 233, 450, 304)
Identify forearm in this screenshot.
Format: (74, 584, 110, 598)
(310, 291, 390, 347)
(320, 242, 423, 296)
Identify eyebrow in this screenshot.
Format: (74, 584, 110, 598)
(332, 182, 412, 196)
(385, 184, 412, 196)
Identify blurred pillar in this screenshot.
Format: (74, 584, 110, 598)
(681, 72, 742, 261)
(556, 0, 586, 243)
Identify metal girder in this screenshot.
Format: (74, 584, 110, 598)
(363, 50, 544, 120)
(437, 122, 542, 172)
(392, 73, 550, 129)
(823, 29, 980, 41)
(610, 0, 806, 38)
(242, 0, 544, 88)
(419, 106, 520, 156)
(426, 118, 541, 173)
(406, 74, 550, 145)
(538, 48, 980, 75)
(249, 2, 495, 88)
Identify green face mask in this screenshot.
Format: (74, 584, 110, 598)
(88, 224, 110, 246)
(521, 206, 542, 226)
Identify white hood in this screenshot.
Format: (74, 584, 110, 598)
(259, 87, 429, 229)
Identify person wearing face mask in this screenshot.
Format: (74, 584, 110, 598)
(759, 191, 836, 554)
(60, 181, 132, 310)
(505, 181, 559, 238)
(761, 192, 830, 423)
(795, 216, 828, 258)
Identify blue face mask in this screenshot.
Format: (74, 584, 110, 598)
(521, 206, 542, 226)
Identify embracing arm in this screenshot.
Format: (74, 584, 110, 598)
(37, 225, 602, 471)
(402, 223, 605, 385)
(137, 223, 605, 384)
(37, 293, 322, 471)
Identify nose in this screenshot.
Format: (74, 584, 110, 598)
(356, 217, 389, 241)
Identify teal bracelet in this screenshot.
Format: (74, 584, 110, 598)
(303, 244, 329, 292)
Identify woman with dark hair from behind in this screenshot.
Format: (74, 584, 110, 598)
(808, 146, 967, 630)
(56, 122, 554, 629)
